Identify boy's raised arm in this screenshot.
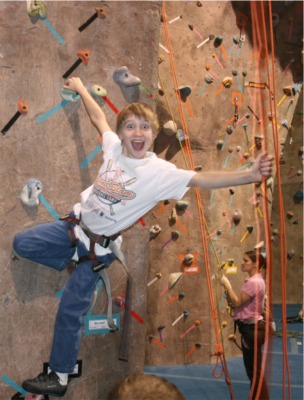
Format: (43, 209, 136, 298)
(63, 77, 111, 136)
(188, 153, 274, 189)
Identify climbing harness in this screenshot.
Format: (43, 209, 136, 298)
(60, 214, 132, 362)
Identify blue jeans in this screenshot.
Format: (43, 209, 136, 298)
(13, 217, 116, 373)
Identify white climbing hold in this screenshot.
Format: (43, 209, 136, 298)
(90, 84, 107, 97)
(19, 178, 43, 207)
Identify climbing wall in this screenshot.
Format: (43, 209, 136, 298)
(145, 0, 303, 368)
(0, 1, 302, 398)
(0, 1, 161, 398)
(272, 88, 303, 304)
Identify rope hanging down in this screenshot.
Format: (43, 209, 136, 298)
(161, 2, 291, 399)
(162, 4, 235, 399)
(249, 2, 292, 399)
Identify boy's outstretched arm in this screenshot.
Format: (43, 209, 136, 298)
(63, 77, 111, 136)
(188, 153, 274, 189)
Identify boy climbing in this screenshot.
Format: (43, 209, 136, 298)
(13, 77, 273, 397)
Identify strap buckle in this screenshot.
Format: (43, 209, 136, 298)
(92, 262, 106, 273)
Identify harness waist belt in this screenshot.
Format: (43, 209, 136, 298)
(60, 214, 120, 248)
(79, 219, 121, 248)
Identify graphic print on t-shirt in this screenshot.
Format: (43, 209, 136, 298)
(93, 159, 136, 215)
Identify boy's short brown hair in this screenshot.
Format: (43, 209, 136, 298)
(107, 374, 185, 400)
(116, 102, 159, 136)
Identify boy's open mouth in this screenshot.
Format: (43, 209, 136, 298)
(131, 140, 145, 151)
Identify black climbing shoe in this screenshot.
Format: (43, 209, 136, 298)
(22, 371, 67, 397)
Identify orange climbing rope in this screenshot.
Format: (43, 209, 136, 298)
(250, 2, 291, 399)
(161, 4, 235, 399)
(161, 2, 291, 399)
(266, 2, 291, 399)
(248, 3, 273, 400)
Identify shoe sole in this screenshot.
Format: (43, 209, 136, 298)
(22, 383, 67, 397)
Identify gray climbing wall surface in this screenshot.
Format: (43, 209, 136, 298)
(0, 1, 161, 398)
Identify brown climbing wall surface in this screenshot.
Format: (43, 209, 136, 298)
(272, 89, 303, 304)
(0, 1, 161, 398)
(0, 0, 303, 398)
(145, 0, 303, 368)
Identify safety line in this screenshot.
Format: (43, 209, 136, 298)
(265, 3, 290, 399)
(248, 2, 291, 400)
(162, 4, 235, 399)
(264, 1, 291, 398)
(249, 4, 271, 400)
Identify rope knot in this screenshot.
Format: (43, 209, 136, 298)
(216, 343, 224, 354)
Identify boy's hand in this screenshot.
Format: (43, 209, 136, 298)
(63, 76, 110, 134)
(250, 153, 274, 182)
(63, 77, 86, 93)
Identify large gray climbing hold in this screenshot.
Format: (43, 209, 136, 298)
(19, 178, 43, 207)
(113, 66, 141, 103)
(113, 66, 141, 87)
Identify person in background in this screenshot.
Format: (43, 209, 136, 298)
(220, 250, 269, 400)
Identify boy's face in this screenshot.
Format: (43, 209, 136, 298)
(118, 115, 155, 159)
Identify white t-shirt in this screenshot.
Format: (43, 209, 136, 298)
(74, 131, 195, 255)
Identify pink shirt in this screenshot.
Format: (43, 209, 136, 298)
(234, 273, 265, 321)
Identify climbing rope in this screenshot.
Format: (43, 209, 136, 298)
(264, 1, 291, 398)
(246, 2, 291, 399)
(162, 4, 235, 399)
(161, 2, 292, 399)
(248, 4, 272, 399)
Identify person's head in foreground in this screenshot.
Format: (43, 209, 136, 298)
(107, 373, 185, 400)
